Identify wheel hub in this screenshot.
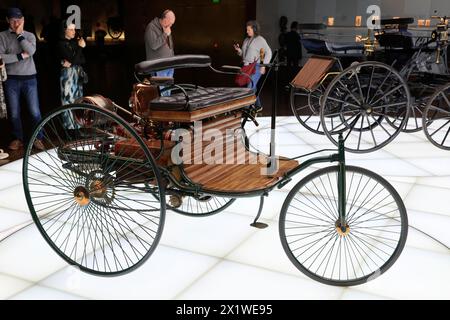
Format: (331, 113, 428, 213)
(89, 180, 107, 198)
(363, 104, 373, 114)
(74, 186, 90, 206)
(335, 221, 351, 236)
(169, 195, 183, 208)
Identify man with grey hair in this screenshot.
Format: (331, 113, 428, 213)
(144, 9, 176, 96)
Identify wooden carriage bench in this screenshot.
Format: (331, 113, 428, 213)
(130, 55, 299, 193)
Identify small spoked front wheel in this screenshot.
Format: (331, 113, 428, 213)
(23, 104, 166, 276)
(279, 166, 408, 286)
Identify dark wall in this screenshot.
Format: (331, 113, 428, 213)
(124, 0, 257, 85)
(0, 0, 257, 145)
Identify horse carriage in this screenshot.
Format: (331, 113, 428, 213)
(23, 54, 408, 286)
(291, 16, 450, 152)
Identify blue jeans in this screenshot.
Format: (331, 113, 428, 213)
(4, 77, 43, 140)
(156, 68, 174, 97)
(247, 64, 262, 107)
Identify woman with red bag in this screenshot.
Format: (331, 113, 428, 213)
(234, 20, 272, 108)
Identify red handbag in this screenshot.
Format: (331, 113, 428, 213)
(235, 61, 257, 87)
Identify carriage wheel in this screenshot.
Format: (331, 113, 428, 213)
(321, 62, 411, 153)
(279, 166, 408, 286)
(290, 86, 326, 135)
(423, 84, 450, 150)
(385, 103, 425, 133)
(168, 194, 236, 217)
(23, 104, 166, 276)
(151, 188, 236, 217)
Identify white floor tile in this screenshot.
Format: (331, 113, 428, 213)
(0, 158, 23, 173)
(383, 142, 450, 159)
(0, 170, 22, 191)
(40, 246, 219, 300)
(404, 185, 450, 217)
(160, 211, 255, 257)
(406, 210, 450, 252)
(177, 261, 344, 300)
(226, 190, 287, 220)
(226, 220, 304, 277)
(0, 184, 29, 213)
(385, 180, 415, 200)
(0, 224, 69, 282)
(384, 176, 417, 185)
(345, 158, 431, 177)
(276, 144, 317, 159)
(340, 289, 390, 300)
(248, 130, 306, 147)
(10, 285, 86, 300)
(0, 274, 32, 299)
(354, 246, 450, 300)
(416, 176, 450, 190)
(405, 158, 450, 176)
(0, 208, 30, 233)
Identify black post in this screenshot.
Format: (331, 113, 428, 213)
(267, 51, 279, 175)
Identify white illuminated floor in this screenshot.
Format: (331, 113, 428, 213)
(0, 116, 449, 300)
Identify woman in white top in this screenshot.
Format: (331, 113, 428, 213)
(234, 20, 272, 108)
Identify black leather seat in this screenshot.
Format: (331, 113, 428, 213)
(150, 87, 255, 111)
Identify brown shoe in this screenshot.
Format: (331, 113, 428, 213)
(33, 139, 46, 151)
(8, 139, 23, 151)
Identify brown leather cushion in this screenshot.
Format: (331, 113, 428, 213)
(150, 87, 255, 111)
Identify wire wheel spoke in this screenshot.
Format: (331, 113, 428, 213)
(23, 104, 166, 275)
(280, 166, 408, 286)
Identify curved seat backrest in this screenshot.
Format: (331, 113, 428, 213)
(291, 56, 336, 90)
(135, 55, 212, 75)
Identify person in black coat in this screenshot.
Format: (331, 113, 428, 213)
(58, 22, 86, 130)
(285, 21, 302, 75)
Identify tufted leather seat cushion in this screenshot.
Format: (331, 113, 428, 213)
(150, 87, 255, 111)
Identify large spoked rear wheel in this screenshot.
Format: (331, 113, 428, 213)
(423, 84, 450, 150)
(279, 166, 408, 286)
(23, 104, 166, 276)
(321, 62, 411, 153)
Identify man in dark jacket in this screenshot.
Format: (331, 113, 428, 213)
(144, 10, 176, 96)
(285, 21, 302, 75)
